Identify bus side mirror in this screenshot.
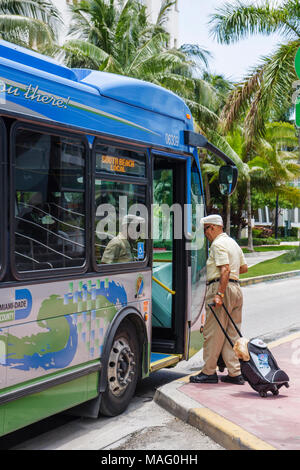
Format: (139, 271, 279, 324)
(219, 165, 238, 196)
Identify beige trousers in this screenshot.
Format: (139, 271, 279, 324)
(202, 282, 243, 377)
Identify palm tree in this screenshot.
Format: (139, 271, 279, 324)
(0, 0, 61, 51)
(201, 125, 249, 237)
(209, 0, 300, 139)
(249, 122, 300, 237)
(205, 122, 300, 245)
(197, 73, 248, 237)
(62, 0, 220, 127)
(63, 0, 246, 220)
(63, 1, 179, 74)
(209, 1, 300, 246)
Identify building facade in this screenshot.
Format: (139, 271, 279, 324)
(139, 0, 179, 48)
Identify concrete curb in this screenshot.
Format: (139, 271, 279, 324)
(240, 269, 300, 286)
(154, 332, 300, 451)
(154, 383, 275, 450)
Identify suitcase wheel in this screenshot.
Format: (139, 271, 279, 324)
(259, 391, 268, 398)
(272, 389, 279, 396)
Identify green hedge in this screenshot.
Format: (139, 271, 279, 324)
(277, 227, 299, 238)
(153, 240, 172, 250)
(276, 236, 299, 242)
(237, 237, 281, 246)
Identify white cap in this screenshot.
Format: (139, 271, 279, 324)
(200, 214, 223, 226)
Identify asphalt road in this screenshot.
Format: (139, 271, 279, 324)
(1, 276, 300, 451)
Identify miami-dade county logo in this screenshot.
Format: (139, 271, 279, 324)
(135, 274, 144, 298)
(0, 289, 32, 323)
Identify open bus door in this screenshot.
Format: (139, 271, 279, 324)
(150, 135, 238, 371)
(150, 152, 207, 370)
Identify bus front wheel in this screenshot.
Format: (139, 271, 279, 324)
(100, 320, 140, 416)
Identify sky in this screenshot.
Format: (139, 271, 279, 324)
(178, 0, 285, 82)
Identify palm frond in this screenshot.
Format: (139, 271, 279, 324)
(62, 39, 109, 69)
(0, 14, 54, 49)
(277, 185, 300, 205)
(261, 39, 299, 117)
(265, 121, 299, 148)
(126, 32, 169, 74)
(155, 0, 176, 28)
(179, 43, 212, 70)
(220, 63, 264, 133)
(207, 129, 249, 177)
(154, 72, 195, 96)
(184, 99, 220, 130)
(99, 54, 123, 74)
(0, 0, 61, 36)
(209, 0, 299, 44)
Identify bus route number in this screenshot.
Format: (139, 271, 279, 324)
(165, 133, 179, 147)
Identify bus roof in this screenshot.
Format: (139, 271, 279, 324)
(0, 40, 189, 121)
(72, 69, 188, 120)
(0, 40, 78, 82)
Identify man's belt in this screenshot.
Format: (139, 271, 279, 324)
(206, 278, 240, 286)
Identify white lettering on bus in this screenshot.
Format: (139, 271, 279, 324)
(24, 85, 70, 108)
(0, 81, 70, 109)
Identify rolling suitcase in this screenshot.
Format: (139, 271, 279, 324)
(208, 302, 290, 398)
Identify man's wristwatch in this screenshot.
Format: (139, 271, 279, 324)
(216, 292, 224, 298)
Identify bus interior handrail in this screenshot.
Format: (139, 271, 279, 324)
(15, 232, 73, 260)
(15, 251, 54, 269)
(17, 202, 85, 231)
(16, 216, 84, 248)
(152, 276, 176, 295)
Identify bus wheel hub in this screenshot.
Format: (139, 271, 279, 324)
(107, 337, 135, 396)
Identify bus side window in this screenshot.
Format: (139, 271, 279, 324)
(94, 181, 147, 265)
(13, 127, 87, 273)
(93, 143, 148, 266)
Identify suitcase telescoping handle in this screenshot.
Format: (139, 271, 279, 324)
(208, 303, 243, 348)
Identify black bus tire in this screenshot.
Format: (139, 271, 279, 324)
(99, 320, 140, 417)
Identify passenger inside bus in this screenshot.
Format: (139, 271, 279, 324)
(101, 214, 145, 264)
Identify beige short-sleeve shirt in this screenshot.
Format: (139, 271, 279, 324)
(101, 233, 133, 264)
(206, 232, 246, 281)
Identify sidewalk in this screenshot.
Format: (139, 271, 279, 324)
(154, 332, 300, 450)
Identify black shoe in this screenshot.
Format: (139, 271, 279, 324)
(220, 374, 245, 385)
(189, 372, 218, 384)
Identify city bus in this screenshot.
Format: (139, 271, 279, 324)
(0, 39, 237, 435)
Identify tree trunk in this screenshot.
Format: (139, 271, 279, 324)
(246, 178, 254, 251)
(236, 184, 246, 240)
(225, 196, 230, 235)
(204, 173, 211, 213)
(237, 204, 243, 239)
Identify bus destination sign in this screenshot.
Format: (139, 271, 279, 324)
(95, 144, 146, 177)
(101, 155, 135, 173)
